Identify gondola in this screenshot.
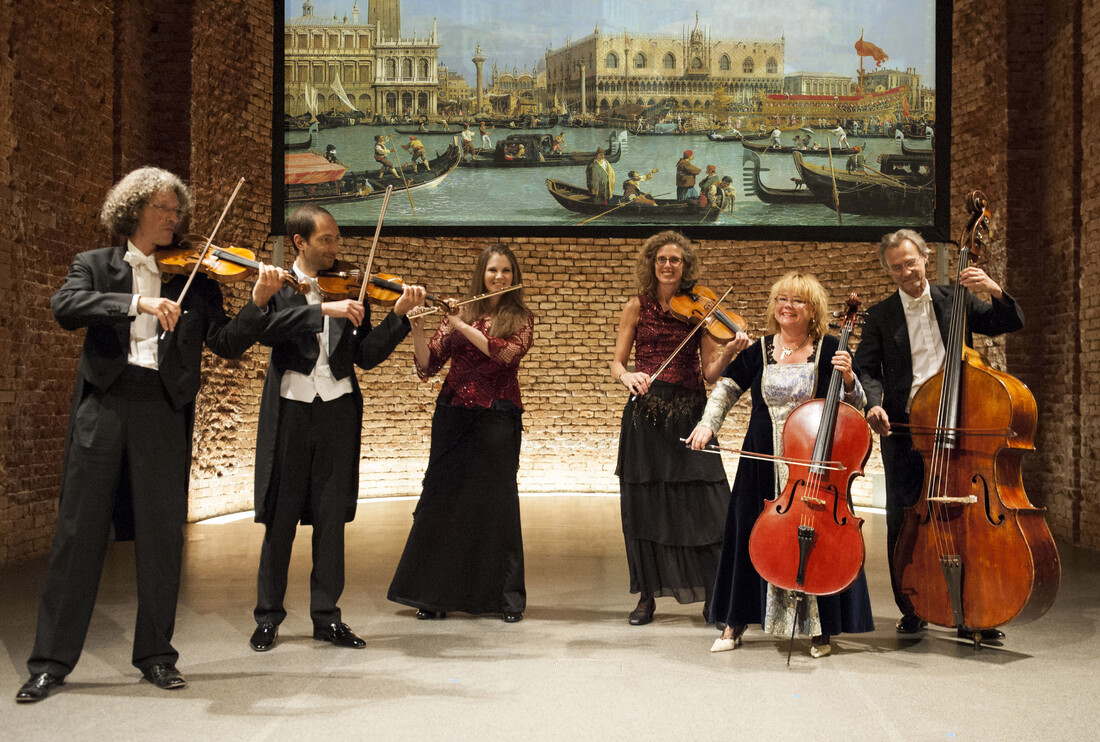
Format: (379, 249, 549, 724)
(741, 149, 819, 205)
(283, 123, 318, 151)
(459, 130, 627, 169)
(742, 138, 864, 157)
(284, 134, 313, 151)
(545, 178, 721, 223)
(898, 134, 935, 158)
(792, 151, 934, 217)
(708, 131, 771, 143)
(286, 143, 462, 205)
(393, 126, 467, 136)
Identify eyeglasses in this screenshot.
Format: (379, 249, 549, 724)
(888, 258, 923, 274)
(147, 203, 186, 219)
(655, 256, 683, 266)
(775, 296, 808, 307)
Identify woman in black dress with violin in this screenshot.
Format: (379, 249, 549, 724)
(610, 231, 752, 625)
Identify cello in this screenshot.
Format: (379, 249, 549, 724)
(894, 191, 1060, 646)
(748, 294, 870, 598)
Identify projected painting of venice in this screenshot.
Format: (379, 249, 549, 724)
(282, 0, 937, 228)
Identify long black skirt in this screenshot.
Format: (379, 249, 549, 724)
(616, 381, 731, 604)
(387, 399, 525, 615)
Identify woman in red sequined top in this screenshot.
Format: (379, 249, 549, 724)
(388, 244, 534, 623)
(610, 230, 752, 626)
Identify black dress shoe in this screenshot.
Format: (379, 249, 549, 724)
(313, 622, 366, 648)
(628, 597, 656, 626)
(250, 622, 278, 651)
(895, 615, 928, 634)
(958, 627, 1006, 641)
(142, 663, 187, 690)
(16, 673, 64, 703)
(416, 609, 446, 620)
(502, 612, 523, 623)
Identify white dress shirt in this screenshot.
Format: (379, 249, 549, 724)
(124, 241, 161, 370)
(901, 282, 946, 408)
(279, 264, 353, 402)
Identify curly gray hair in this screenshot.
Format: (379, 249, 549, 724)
(99, 167, 193, 238)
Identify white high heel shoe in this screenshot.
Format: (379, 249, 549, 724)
(709, 625, 746, 652)
(710, 637, 737, 652)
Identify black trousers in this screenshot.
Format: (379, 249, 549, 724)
(254, 394, 358, 627)
(29, 365, 189, 677)
(881, 417, 925, 618)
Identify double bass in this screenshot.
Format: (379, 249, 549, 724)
(748, 294, 870, 598)
(894, 191, 1060, 646)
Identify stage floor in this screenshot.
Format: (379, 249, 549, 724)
(3, 495, 1097, 740)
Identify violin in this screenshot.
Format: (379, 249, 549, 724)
(669, 283, 748, 343)
(316, 259, 439, 306)
(894, 191, 1059, 645)
(747, 294, 870, 598)
(156, 234, 305, 293)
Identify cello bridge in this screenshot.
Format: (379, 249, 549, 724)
(926, 495, 978, 505)
(799, 496, 826, 507)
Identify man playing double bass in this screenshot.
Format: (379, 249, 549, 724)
(853, 228, 1024, 643)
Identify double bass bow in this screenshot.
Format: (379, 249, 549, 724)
(894, 191, 1059, 647)
(746, 294, 870, 605)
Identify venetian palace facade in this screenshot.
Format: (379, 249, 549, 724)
(284, 0, 440, 118)
(545, 17, 785, 114)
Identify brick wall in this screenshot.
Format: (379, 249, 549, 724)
(0, 3, 116, 563)
(1, 0, 1097, 565)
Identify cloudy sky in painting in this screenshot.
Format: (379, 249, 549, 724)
(288, 0, 937, 85)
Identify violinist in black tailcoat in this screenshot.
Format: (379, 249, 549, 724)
(17, 167, 282, 703)
(248, 204, 424, 653)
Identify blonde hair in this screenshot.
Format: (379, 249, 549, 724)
(634, 230, 701, 298)
(765, 271, 830, 339)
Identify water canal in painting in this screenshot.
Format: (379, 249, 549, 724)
(286, 125, 931, 229)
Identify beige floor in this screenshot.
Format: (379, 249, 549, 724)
(2, 495, 1097, 741)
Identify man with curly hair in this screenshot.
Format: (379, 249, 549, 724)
(15, 167, 284, 703)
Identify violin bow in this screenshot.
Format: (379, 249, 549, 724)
(174, 177, 245, 307)
(635, 284, 735, 399)
(681, 439, 846, 471)
(353, 185, 393, 335)
(357, 185, 393, 303)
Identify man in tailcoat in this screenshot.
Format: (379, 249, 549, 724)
(16, 167, 283, 703)
(248, 205, 425, 652)
(853, 228, 1024, 643)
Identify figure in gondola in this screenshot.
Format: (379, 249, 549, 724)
(374, 135, 400, 179)
(586, 148, 615, 203)
(402, 136, 429, 173)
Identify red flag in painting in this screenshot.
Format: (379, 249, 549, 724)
(855, 37, 889, 67)
(903, 95, 911, 118)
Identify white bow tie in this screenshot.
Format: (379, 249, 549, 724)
(124, 250, 159, 273)
(905, 293, 931, 311)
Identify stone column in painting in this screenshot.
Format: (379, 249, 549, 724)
(473, 45, 486, 113)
